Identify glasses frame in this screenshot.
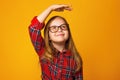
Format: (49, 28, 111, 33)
(49, 24, 69, 33)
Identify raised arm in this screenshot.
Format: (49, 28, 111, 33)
(29, 4, 72, 57)
(37, 4, 72, 22)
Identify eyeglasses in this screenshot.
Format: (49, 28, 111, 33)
(49, 24, 68, 33)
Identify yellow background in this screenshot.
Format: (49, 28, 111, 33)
(0, 0, 120, 80)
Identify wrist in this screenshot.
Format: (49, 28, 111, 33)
(48, 6, 53, 12)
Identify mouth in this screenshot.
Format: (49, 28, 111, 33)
(56, 34, 64, 36)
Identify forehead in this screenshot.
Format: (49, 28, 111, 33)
(50, 18, 66, 26)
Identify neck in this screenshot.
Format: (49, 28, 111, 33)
(52, 42, 65, 52)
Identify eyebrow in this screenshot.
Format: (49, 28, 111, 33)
(50, 23, 67, 27)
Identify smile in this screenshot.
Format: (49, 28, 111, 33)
(56, 34, 64, 36)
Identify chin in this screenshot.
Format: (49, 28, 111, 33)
(51, 37, 68, 43)
(55, 39, 67, 43)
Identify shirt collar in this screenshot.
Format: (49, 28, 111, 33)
(53, 49, 72, 57)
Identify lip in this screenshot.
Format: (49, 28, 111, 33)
(56, 34, 64, 36)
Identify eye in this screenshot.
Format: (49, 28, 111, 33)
(50, 26, 57, 30)
(61, 24, 67, 29)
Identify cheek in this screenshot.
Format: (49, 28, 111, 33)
(65, 31, 69, 39)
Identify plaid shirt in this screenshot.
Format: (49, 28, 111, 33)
(28, 16, 83, 80)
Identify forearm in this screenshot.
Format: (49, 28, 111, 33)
(37, 6, 52, 23)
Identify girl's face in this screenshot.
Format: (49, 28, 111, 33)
(48, 18, 69, 44)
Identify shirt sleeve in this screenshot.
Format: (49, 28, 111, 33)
(74, 67, 83, 80)
(28, 16, 45, 57)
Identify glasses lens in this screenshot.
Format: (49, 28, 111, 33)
(61, 24, 68, 30)
(49, 26, 58, 33)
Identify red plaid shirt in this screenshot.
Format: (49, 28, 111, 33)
(28, 16, 83, 80)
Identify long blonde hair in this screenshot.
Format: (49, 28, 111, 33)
(43, 16, 82, 72)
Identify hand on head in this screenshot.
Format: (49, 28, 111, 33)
(50, 4, 72, 12)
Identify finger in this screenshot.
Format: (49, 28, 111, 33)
(53, 4, 72, 11)
(55, 8, 64, 12)
(64, 7, 72, 11)
(61, 4, 72, 11)
(59, 4, 69, 8)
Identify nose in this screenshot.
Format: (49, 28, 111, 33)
(57, 26, 62, 32)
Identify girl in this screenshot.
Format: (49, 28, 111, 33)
(29, 4, 83, 80)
